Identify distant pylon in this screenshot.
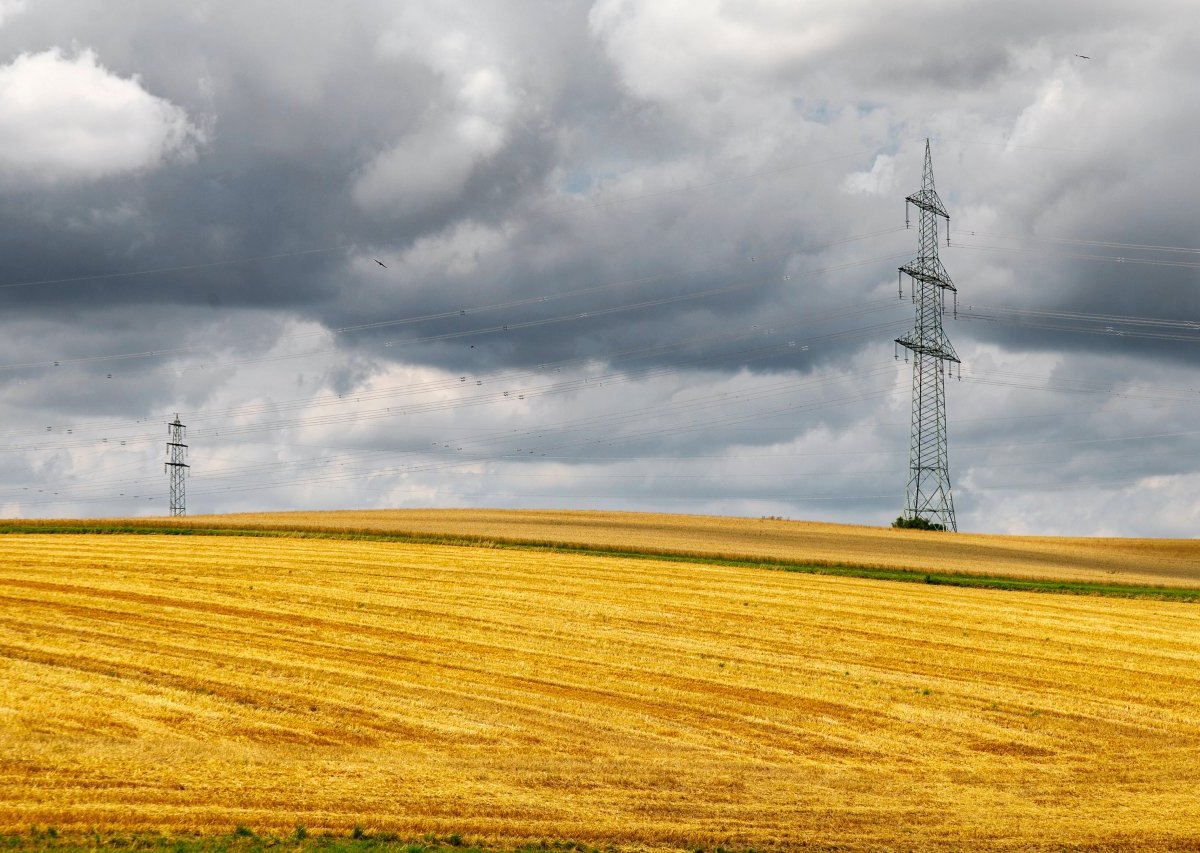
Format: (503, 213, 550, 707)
(895, 140, 959, 531)
(165, 414, 189, 517)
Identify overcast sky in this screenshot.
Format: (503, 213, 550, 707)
(0, 0, 1197, 536)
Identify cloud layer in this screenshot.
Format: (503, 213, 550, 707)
(0, 1, 1196, 535)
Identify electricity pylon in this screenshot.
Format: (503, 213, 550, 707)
(165, 414, 189, 517)
(896, 140, 959, 531)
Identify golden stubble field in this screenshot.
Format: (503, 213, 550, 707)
(1, 528, 1199, 850)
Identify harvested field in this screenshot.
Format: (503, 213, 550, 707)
(59, 508, 1200, 589)
(1, 530, 1199, 850)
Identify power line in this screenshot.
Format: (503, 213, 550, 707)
(959, 304, 1200, 345)
(9, 345, 1200, 488)
(961, 304, 1200, 329)
(0, 227, 908, 377)
(152, 373, 907, 499)
(951, 228, 1200, 257)
(960, 367, 1200, 404)
(25, 395, 1200, 503)
(0, 298, 899, 442)
(0, 144, 914, 294)
(0, 244, 357, 291)
(14, 357, 1200, 509)
(3, 368, 906, 507)
(949, 239, 1200, 271)
(0, 310, 907, 450)
(10, 131, 1200, 520)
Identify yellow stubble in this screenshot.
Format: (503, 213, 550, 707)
(0, 533, 1197, 850)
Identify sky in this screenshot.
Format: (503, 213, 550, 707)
(0, 0, 1198, 536)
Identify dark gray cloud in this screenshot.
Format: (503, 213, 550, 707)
(0, 0, 1197, 534)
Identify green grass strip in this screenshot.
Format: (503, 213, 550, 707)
(0, 521, 1196, 602)
(2, 830, 656, 853)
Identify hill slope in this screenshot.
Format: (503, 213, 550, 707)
(1, 530, 1198, 850)
(87, 508, 1200, 588)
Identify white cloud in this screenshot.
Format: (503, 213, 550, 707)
(352, 120, 505, 213)
(387, 220, 516, 279)
(0, 48, 202, 184)
(353, 4, 521, 214)
(842, 154, 896, 196)
(588, 0, 842, 103)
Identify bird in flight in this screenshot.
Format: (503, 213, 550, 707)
(1075, 53, 1090, 59)
(373, 258, 388, 268)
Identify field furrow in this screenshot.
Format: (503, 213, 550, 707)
(0, 532, 1198, 851)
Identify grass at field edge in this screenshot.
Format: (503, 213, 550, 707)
(4, 831, 656, 853)
(0, 522, 1195, 602)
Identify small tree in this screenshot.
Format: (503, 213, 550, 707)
(893, 515, 945, 531)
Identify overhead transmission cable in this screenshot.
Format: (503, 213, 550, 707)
(950, 228, 1200, 257)
(0, 227, 908, 377)
(947, 233, 1200, 272)
(958, 305, 1200, 345)
(8, 366, 906, 505)
(1, 331, 905, 456)
(17, 361, 1200, 507)
(187, 383, 905, 498)
(0, 142, 912, 294)
(0, 301, 908, 450)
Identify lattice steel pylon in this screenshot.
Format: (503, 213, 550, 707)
(895, 139, 960, 531)
(165, 414, 189, 517)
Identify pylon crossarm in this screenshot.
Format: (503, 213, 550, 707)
(905, 189, 950, 220)
(899, 262, 956, 291)
(896, 342, 959, 361)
